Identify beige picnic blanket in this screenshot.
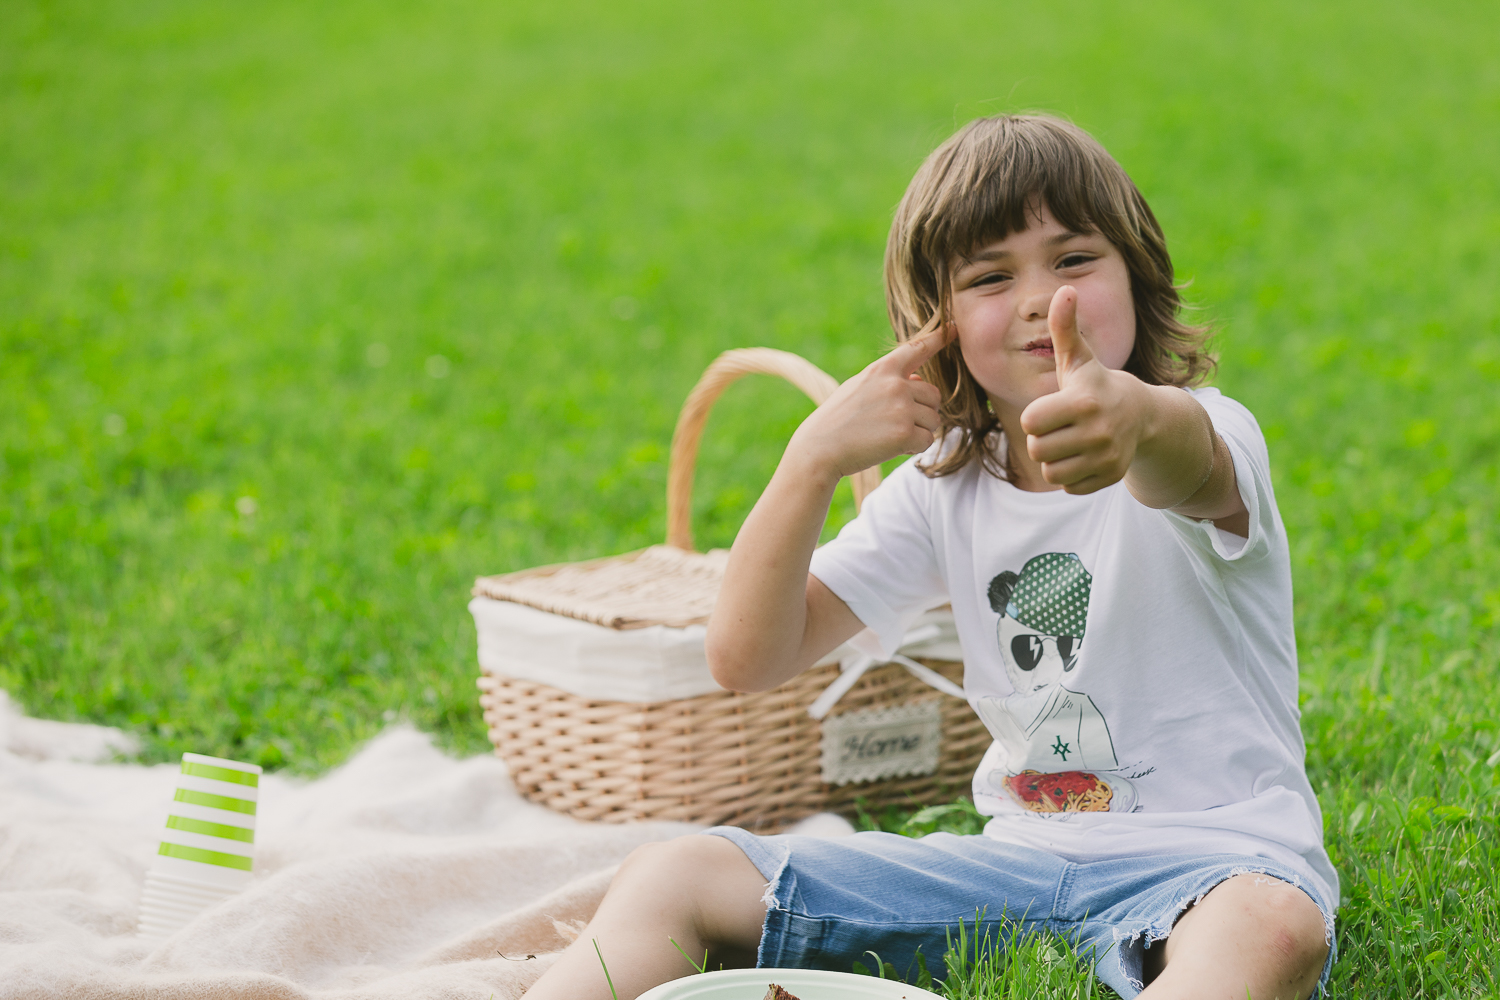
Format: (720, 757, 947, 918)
(0, 691, 853, 999)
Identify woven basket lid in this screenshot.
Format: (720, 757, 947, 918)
(473, 545, 727, 630)
(472, 348, 882, 631)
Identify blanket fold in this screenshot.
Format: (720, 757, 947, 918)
(0, 694, 723, 999)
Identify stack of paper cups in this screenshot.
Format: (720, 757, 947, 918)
(138, 752, 262, 941)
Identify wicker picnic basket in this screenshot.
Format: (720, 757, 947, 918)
(473, 348, 991, 831)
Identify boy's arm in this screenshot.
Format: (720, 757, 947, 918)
(1124, 386, 1249, 534)
(704, 456, 863, 693)
(706, 321, 952, 693)
(1020, 286, 1249, 535)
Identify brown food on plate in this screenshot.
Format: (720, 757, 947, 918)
(763, 986, 803, 1000)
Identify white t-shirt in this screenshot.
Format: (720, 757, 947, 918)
(809, 388, 1338, 904)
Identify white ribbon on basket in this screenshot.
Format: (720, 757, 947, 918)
(807, 624, 968, 721)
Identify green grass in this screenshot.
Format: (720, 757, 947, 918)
(1, 0, 1498, 995)
(939, 921, 1106, 1000)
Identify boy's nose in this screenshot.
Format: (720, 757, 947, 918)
(1019, 287, 1056, 322)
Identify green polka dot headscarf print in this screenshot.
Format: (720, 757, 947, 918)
(1004, 552, 1092, 638)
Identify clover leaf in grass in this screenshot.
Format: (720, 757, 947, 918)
(1404, 796, 1438, 832)
(900, 800, 987, 837)
(1430, 804, 1469, 823)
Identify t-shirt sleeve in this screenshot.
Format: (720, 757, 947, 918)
(1162, 388, 1281, 564)
(808, 456, 950, 657)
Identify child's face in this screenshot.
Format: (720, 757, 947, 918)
(948, 203, 1136, 422)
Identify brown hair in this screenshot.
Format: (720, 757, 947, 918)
(884, 113, 1215, 479)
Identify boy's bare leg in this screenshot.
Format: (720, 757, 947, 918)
(1140, 873, 1330, 1000)
(524, 835, 769, 1000)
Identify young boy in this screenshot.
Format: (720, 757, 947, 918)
(524, 114, 1336, 1000)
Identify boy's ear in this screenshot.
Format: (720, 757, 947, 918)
(987, 572, 1019, 614)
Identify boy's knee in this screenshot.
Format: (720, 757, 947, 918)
(610, 836, 768, 952)
(1213, 874, 1329, 970)
(616, 835, 753, 888)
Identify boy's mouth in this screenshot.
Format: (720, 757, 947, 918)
(1022, 337, 1055, 357)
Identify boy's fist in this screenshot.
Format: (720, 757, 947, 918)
(786, 315, 952, 482)
(1019, 286, 1150, 494)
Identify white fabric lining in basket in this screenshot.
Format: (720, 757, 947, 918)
(470, 597, 963, 704)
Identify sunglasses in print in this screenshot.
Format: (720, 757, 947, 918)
(1010, 634, 1081, 671)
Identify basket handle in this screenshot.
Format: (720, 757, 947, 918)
(666, 348, 883, 552)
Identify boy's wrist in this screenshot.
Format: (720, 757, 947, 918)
(777, 439, 846, 495)
(1125, 384, 1215, 510)
(1132, 381, 1174, 456)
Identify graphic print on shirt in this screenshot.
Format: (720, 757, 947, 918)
(972, 552, 1139, 814)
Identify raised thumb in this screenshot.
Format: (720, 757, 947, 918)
(1048, 285, 1094, 385)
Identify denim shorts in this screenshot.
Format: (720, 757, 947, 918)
(704, 826, 1336, 998)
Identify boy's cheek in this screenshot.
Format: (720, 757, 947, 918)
(1080, 314, 1137, 371)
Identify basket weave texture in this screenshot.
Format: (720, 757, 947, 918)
(479, 659, 991, 830)
(475, 348, 990, 830)
(473, 545, 726, 631)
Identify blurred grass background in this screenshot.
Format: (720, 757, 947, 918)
(2, 0, 1498, 994)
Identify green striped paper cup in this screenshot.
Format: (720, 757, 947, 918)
(138, 753, 262, 941)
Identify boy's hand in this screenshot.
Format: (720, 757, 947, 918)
(1019, 286, 1152, 495)
(785, 315, 953, 482)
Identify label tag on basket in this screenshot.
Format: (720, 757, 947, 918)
(819, 701, 942, 786)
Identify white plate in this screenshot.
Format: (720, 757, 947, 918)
(1097, 772, 1138, 813)
(636, 968, 945, 1000)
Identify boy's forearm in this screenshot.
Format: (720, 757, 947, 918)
(706, 319, 949, 692)
(706, 450, 842, 693)
(1126, 385, 1245, 523)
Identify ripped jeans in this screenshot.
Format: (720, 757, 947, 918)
(704, 827, 1335, 998)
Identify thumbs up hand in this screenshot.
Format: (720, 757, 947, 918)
(786, 314, 954, 483)
(1018, 286, 1152, 495)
